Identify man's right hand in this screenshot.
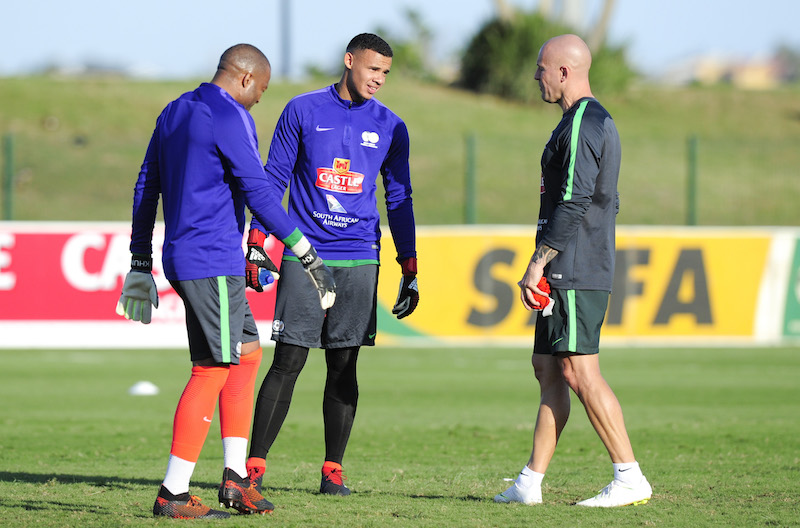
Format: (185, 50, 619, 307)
(518, 244, 558, 310)
(246, 228, 280, 292)
(246, 246, 280, 292)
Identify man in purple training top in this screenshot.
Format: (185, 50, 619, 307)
(115, 43, 335, 519)
(244, 33, 418, 496)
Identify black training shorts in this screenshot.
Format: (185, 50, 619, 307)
(534, 289, 609, 355)
(170, 276, 258, 364)
(271, 261, 378, 349)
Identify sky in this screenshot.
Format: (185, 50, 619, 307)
(2, 0, 799, 80)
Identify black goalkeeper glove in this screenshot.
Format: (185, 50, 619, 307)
(299, 246, 336, 310)
(392, 257, 418, 319)
(285, 236, 336, 309)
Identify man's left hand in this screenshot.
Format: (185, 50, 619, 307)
(392, 257, 418, 319)
(116, 271, 159, 324)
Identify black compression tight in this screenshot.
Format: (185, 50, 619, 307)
(249, 343, 309, 460)
(248, 343, 359, 465)
(323, 346, 359, 464)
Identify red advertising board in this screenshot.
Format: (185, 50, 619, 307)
(0, 222, 282, 347)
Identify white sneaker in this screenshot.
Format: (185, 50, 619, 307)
(576, 477, 652, 507)
(493, 479, 542, 505)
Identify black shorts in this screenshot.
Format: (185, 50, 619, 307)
(170, 276, 258, 364)
(271, 261, 378, 349)
(534, 289, 609, 355)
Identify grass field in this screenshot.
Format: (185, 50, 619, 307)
(1, 345, 798, 527)
(1, 76, 800, 226)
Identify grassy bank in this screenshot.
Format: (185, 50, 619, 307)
(1, 76, 798, 225)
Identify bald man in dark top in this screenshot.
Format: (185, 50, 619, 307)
(494, 34, 652, 508)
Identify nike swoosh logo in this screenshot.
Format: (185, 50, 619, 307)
(618, 468, 631, 472)
(316, 125, 334, 132)
(552, 337, 564, 345)
(203, 416, 212, 423)
(368, 332, 376, 339)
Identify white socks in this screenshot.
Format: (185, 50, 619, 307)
(517, 466, 545, 489)
(613, 461, 644, 486)
(161, 438, 249, 497)
(162, 455, 196, 495)
(222, 437, 248, 479)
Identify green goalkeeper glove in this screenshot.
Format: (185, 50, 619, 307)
(115, 254, 159, 324)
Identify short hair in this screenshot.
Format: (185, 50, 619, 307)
(218, 43, 270, 73)
(346, 33, 393, 58)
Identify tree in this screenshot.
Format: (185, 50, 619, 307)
(774, 44, 800, 83)
(374, 8, 436, 81)
(457, 7, 635, 103)
(305, 9, 435, 81)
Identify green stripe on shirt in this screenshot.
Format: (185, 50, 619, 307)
(564, 100, 589, 201)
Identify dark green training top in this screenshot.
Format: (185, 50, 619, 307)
(537, 97, 621, 292)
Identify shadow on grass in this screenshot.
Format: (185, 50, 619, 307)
(0, 471, 163, 488)
(0, 471, 230, 495)
(0, 471, 258, 490)
(0, 471, 350, 496)
(0, 472, 217, 519)
(0, 498, 109, 514)
(0, 471, 491, 506)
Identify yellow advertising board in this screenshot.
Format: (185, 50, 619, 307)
(0, 222, 786, 349)
(375, 226, 773, 345)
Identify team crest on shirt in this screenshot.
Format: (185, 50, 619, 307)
(316, 158, 364, 194)
(360, 131, 379, 148)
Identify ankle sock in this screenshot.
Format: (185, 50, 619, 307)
(613, 461, 643, 486)
(517, 466, 544, 489)
(161, 455, 196, 496)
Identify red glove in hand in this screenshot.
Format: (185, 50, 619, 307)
(533, 277, 555, 317)
(246, 228, 279, 292)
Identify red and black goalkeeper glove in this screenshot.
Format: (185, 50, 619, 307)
(392, 257, 419, 319)
(533, 277, 555, 317)
(246, 228, 280, 292)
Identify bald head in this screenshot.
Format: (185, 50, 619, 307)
(218, 44, 270, 76)
(212, 44, 272, 111)
(534, 34, 594, 111)
(542, 34, 592, 75)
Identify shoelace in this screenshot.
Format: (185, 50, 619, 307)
(188, 495, 203, 507)
(248, 467, 264, 481)
(325, 468, 347, 485)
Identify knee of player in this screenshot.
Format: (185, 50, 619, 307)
(532, 358, 564, 387)
(556, 358, 583, 392)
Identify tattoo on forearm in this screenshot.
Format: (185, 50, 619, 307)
(532, 244, 558, 266)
